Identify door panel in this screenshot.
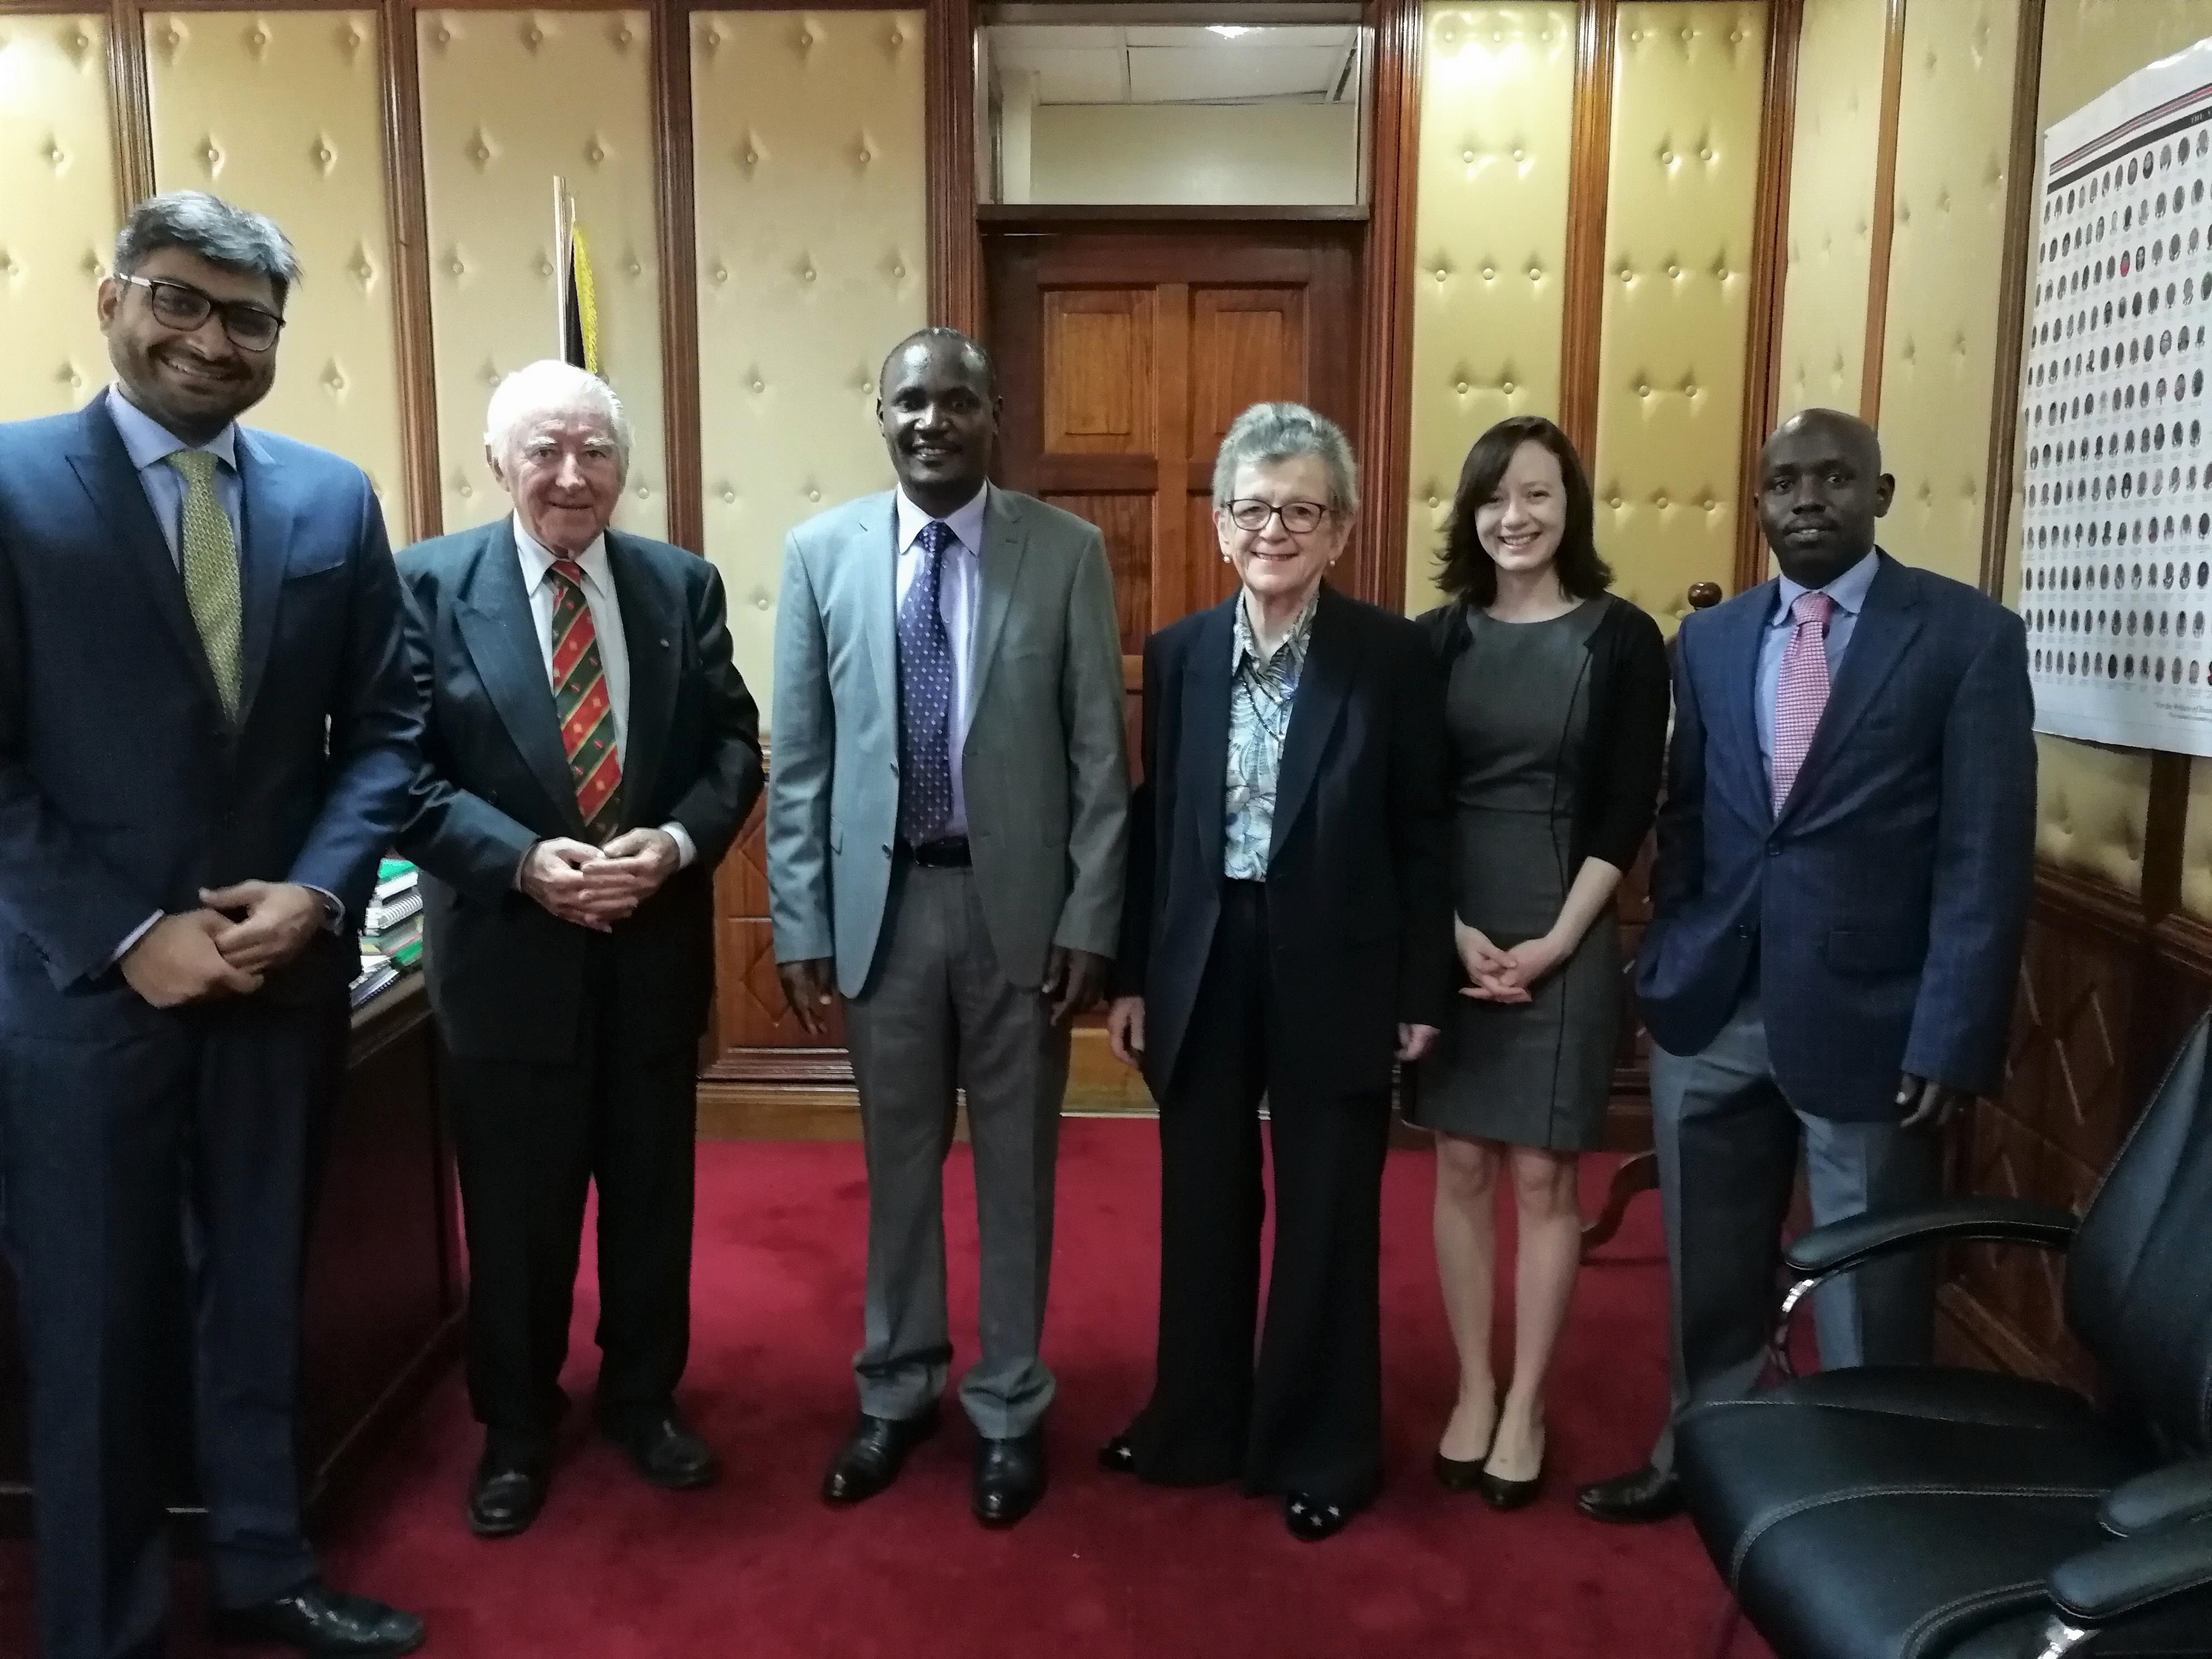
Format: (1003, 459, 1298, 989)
(988, 226, 1358, 775)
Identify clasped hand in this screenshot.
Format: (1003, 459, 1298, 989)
(120, 879, 328, 1008)
(520, 830, 681, 932)
(1454, 918, 1566, 1004)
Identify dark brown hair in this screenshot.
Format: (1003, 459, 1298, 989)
(1435, 415, 1613, 607)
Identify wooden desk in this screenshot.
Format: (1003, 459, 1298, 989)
(0, 976, 463, 1530)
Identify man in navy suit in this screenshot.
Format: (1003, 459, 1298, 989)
(1577, 409, 2036, 1524)
(0, 193, 424, 1655)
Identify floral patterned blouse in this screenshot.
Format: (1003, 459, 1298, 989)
(1222, 589, 1318, 879)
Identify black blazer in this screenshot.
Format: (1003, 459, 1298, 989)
(1415, 591, 1671, 876)
(397, 518, 764, 1063)
(0, 399, 417, 1025)
(1115, 584, 1453, 1099)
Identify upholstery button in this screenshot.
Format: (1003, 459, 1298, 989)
(636, 486, 649, 499)
(1502, 380, 1515, 394)
(525, 26, 542, 47)
(894, 264, 906, 278)
(588, 144, 605, 165)
(1481, 265, 1494, 279)
(1661, 149, 1675, 166)
(1527, 266, 1540, 280)
(1435, 269, 1447, 284)
(891, 31, 904, 47)
(808, 489, 821, 502)
(1685, 383, 1699, 397)
(164, 29, 181, 49)
(459, 483, 473, 498)
(449, 258, 465, 275)
(757, 596, 771, 611)
(617, 27, 632, 45)
(1655, 494, 1670, 509)
(713, 265, 729, 283)
(250, 30, 267, 48)
(751, 379, 764, 392)
(435, 28, 450, 46)
(1455, 380, 1469, 394)
(539, 257, 554, 277)
(704, 29, 721, 49)
(722, 489, 736, 503)
(1610, 496, 1623, 509)
(629, 261, 641, 276)
(1637, 382, 1651, 396)
(1428, 496, 1439, 508)
(1513, 147, 1525, 162)
(799, 31, 813, 47)
(803, 268, 816, 282)
(1667, 263, 1680, 278)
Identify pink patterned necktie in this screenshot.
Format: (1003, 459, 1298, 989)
(1771, 590, 1835, 812)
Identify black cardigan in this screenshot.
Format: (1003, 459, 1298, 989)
(1414, 591, 1671, 877)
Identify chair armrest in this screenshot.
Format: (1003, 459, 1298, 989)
(2046, 1522, 2212, 1626)
(1781, 1196, 2079, 1279)
(2102, 1457, 2212, 1537)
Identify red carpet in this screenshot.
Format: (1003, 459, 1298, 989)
(2, 1120, 1759, 1658)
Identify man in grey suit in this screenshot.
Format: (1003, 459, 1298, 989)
(768, 328, 1129, 1528)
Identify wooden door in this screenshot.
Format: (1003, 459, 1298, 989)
(987, 228, 1360, 761)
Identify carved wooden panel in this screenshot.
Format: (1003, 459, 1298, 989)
(1189, 286, 1307, 458)
(1042, 288, 1156, 455)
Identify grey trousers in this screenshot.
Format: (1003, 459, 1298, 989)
(842, 864, 1070, 1439)
(1647, 993, 1941, 1473)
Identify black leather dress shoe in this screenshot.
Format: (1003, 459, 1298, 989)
(973, 1430, 1047, 1527)
(1098, 1433, 1136, 1473)
(1284, 1493, 1354, 1541)
(605, 1410, 719, 1490)
(1575, 1463, 1683, 1524)
(467, 1445, 550, 1537)
(821, 1404, 940, 1505)
(209, 1580, 425, 1656)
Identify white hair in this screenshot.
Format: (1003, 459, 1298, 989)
(483, 360, 633, 470)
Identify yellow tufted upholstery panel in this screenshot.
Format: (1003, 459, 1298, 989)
(2035, 735, 2150, 892)
(692, 11, 926, 724)
(1403, 3, 1578, 616)
(0, 14, 118, 424)
(417, 9, 666, 542)
(2016, 1, 2212, 894)
(1774, 0, 1885, 421)
(144, 11, 410, 535)
(1592, 3, 1768, 629)
(1874, 0, 2020, 585)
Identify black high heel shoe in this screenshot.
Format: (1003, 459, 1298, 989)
(1433, 1396, 1500, 1492)
(1098, 1433, 1137, 1474)
(1476, 1428, 1546, 1511)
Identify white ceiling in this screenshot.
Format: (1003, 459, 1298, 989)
(988, 25, 1360, 106)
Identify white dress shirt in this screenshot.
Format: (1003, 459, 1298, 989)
(893, 483, 988, 838)
(511, 515, 695, 868)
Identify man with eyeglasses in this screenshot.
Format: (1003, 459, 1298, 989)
(0, 192, 424, 1656)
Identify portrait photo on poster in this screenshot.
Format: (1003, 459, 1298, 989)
(2021, 35, 2212, 756)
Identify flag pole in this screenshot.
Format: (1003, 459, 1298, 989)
(552, 174, 570, 358)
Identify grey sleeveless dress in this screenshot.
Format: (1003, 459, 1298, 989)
(1410, 600, 1621, 1151)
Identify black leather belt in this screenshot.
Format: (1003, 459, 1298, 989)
(898, 837, 972, 868)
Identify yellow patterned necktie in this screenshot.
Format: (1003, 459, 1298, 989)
(166, 448, 243, 720)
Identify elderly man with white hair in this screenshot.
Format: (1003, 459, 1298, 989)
(397, 359, 763, 1536)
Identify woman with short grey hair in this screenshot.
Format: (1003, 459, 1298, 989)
(1100, 401, 1453, 1540)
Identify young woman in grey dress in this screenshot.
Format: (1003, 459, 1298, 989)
(1411, 417, 1670, 1507)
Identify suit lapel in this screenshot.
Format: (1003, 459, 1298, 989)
(605, 531, 679, 825)
(455, 521, 587, 836)
(1267, 584, 1350, 862)
(63, 400, 227, 715)
(1777, 554, 1921, 827)
(851, 497, 899, 724)
(1183, 600, 1235, 880)
(966, 491, 1030, 725)
(232, 428, 296, 725)
(1709, 581, 1777, 820)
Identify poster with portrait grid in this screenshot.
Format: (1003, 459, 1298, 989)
(2022, 37, 2212, 755)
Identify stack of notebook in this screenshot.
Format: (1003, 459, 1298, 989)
(351, 858, 426, 1009)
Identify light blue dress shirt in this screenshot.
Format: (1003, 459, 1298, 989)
(1755, 549, 1879, 771)
(104, 384, 242, 566)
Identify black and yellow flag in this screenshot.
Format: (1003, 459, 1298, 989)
(554, 180, 600, 375)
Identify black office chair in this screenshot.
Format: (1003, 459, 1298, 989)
(1677, 1011, 2212, 1658)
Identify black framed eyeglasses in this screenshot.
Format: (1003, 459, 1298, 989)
(117, 274, 285, 353)
(1225, 498, 1331, 535)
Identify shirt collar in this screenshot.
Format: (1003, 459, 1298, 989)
(1233, 586, 1321, 673)
(512, 512, 612, 598)
(895, 483, 989, 557)
(106, 384, 239, 476)
(1773, 547, 1880, 627)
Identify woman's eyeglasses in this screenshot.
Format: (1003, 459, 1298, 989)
(1224, 498, 1331, 535)
(117, 274, 285, 353)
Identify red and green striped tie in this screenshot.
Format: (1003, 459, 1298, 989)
(548, 558, 623, 842)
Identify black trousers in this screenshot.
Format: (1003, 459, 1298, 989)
(1, 987, 344, 1659)
(1124, 880, 1392, 1509)
(444, 942, 700, 1452)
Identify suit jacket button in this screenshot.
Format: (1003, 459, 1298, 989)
(1767, 842, 1782, 857)
(1735, 924, 1752, 939)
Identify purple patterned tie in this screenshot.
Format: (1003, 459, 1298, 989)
(897, 520, 956, 845)
(1771, 590, 1835, 812)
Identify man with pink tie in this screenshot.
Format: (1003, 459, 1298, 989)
(1576, 409, 2037, 1524)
